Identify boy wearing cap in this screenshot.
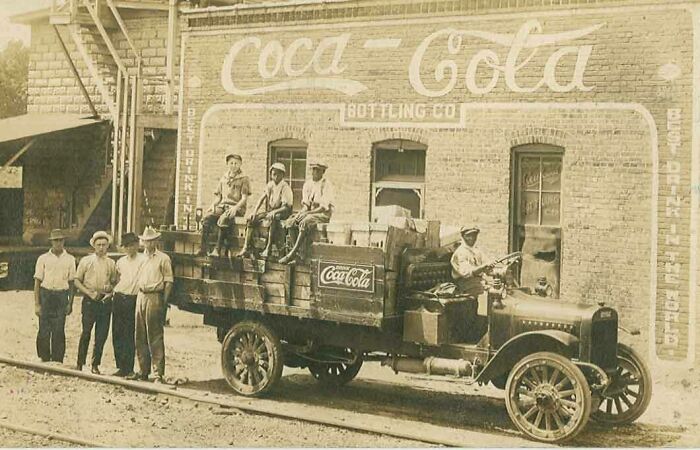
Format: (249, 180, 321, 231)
(111, 232, 146, 377)
(33, 229, 76, 363)
(450, 227, 496, 297)
(128, 226, 173, 383)
(237, 162, 293, 259)
(279, 161, 334, 264)
(198, 153, 251, 257)
(74, 230, 117, 374)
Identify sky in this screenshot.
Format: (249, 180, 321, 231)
(0, 0, 54, 50)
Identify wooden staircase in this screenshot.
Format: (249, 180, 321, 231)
(141, 130, 177, 228)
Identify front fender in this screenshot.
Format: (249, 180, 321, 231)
(476, 330, 579, 383)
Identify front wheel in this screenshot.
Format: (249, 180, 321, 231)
(591, 343, 652, 424)
(221, 320, 284, 397)
(505, 352, 592, 443)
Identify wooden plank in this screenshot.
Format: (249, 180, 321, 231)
(310, 243, 385, 265)
(264, 281, 311, 301)
(260, 269, 311, 286)
(384, 226, 424, 271)
(426, 220, 441, 248)
(136, 114, 178, 130)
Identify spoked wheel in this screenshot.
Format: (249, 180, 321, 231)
(592, 343, 652, 424)
(221, 320, 283, 397)
(505, 352, 592, 443)
(308, 349, 363, 387)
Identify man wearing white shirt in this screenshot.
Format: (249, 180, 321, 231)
(279, 161, 334, 264)
(74, 231, 117, 374)
(33, 229, 76, 363)
(111, 232, 146, 377)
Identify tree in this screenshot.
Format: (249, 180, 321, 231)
(0, 40, 29, 119)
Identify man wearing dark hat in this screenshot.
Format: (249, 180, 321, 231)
(237, 162, 294, 259)
(128, 226, 173, 383)
(197, 153, 251, 257)
(74, 230, 117, 374)
(450, 227, 496, 297)
(33, 229, 76, 363)
(111, 232, 146, 377)
(279, 161, 334, 264)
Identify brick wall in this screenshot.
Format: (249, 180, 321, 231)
(177, 1, 699, 367)
(26, 9, 179, 117)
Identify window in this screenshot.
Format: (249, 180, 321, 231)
(269, 139, 307, 211)
(372, 139, 426, 220)
(511, 144, 563, 297)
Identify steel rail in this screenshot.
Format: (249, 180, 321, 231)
(0, 420, 108, 447)
(0, 355, 539, 448)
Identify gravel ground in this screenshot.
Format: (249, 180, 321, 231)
(0, 290, 698, 447)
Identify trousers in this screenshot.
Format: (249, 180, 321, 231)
(36, 288, 68, 362)
(112, 292, 137, 373)
(135, 291, 166, 377)
(77, 298, 111, 367)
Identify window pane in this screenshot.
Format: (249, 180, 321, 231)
(520, 157, 540, 190)
(292, 158, 306, 181)
(542, 158, 562, 191)
(541, 192, 561, 226)
(520, 191, 540, 225)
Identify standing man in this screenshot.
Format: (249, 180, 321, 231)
(450, 227, 496, 298)
(278, 161, 334, 264)
(128, 226, 173, 383)
(197, 153, 251, 257)
(237, 162, 293, 259)
(111, 232, 145, 377)
(34, 229, 75, 363)
(74, 231, 117, 374)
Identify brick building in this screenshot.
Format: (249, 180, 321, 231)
(3, 0, 699, 371)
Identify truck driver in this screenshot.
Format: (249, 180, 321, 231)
(450, 226, 496, 297)
(237, 162, 294, 259)
(197, 153, 251, 257)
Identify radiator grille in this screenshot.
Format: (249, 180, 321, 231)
(590, 319, 618, 369)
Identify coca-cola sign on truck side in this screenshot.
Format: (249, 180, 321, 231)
(318, 261, 375, 293)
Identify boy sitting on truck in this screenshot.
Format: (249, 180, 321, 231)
(278, 161, 334, 265)
(237, 162, 294, 259)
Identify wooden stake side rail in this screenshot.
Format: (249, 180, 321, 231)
(161, 226, 416, 329)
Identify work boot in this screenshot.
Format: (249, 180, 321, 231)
(91, 366, 101, 375)
(196, 228, 210, 256)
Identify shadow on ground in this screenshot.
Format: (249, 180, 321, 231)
(183, 373, 684, 447)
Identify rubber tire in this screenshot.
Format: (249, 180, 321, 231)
(221, 320, 284, 397)
(591, 343, 652, 425)
(505, 352, 592, 444)
(308, 357, 363, 388)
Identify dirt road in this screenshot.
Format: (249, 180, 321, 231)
(0, 290, 698, 447)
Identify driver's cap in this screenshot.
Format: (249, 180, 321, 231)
(460, 226, 480, 236)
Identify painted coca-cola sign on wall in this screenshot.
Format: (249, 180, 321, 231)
(318, 261, 375, 293)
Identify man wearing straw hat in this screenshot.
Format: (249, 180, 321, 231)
(74, 230, 117, 374)
(237, 162, 293, 259)
(128, 226, 173, 383)
(278, 161, 334, 264)
(33, 229, 76, 363)
(111, 232, 145, 377)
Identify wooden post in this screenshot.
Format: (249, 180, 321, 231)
(118, 74, 129, 239)
(165, 0, 177, 115)
(53, 25, 99, 118)
(126, 76, 137, 233)
(130, 74, 145, 235)
(110, 73, 122, 240)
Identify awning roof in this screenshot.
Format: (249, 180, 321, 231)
(0, 113, 103, 144)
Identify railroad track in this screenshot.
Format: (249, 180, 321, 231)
(0, 355, 540, 448)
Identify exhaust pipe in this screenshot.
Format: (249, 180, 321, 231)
(382, 356, 474, 378)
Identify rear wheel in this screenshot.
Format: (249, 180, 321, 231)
(221, 320, 283, 396)
(592, 343, 652, 424)
(505, 352, 591, 443)
(308, 348, 363, 387)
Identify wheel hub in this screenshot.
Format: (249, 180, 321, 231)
(533, 384, 560, 412)
(241, 350, 256, 365)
